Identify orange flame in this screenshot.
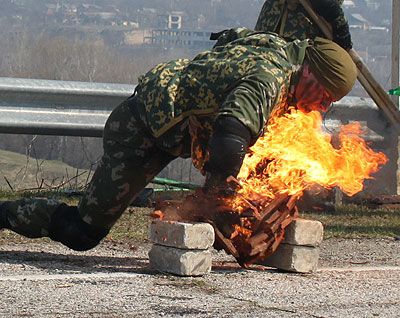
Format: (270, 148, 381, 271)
(235, 109, 387, 201)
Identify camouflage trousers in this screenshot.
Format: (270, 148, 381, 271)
(0, 96, 178, 239)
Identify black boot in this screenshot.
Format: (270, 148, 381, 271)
(0, 201, 10, 230)
(48, 204, 110, 251)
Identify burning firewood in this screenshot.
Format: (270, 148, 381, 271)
(151, 109, 388, 268)
(150, 210, 165, 220)
(151, 188, 300, 268)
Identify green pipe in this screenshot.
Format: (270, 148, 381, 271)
(151, 177, 201, 190)
(152, 188, 191, 193)
(389, 86, 400, 96)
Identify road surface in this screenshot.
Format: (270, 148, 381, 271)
(0, 238, 399, 317)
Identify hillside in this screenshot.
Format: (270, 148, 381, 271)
(0, 149, 89, 191)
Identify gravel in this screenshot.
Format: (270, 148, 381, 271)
(0, 238, 399, 317)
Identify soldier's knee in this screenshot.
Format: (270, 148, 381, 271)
(48, 204, 109, 251)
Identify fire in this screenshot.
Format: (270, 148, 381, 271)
(234, 108, 388, 204)
(154, 109, 388, 266)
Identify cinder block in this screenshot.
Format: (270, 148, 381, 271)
(283, 219, 324, 246)
(149, 244, 212, 276)
(149, 220, 215, 250)
(261, 244, 319, 273)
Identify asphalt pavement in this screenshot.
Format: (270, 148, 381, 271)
(0, 238, 399, 317)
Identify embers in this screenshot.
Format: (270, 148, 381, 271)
(152, 184, 300, 268)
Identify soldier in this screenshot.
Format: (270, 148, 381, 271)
(255, 0, 352, 50)
(0, 29, 357, 251)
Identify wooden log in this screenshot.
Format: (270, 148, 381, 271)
(240, 208, 260, 218)
(166, 191, 298, 267)
(280, 216, 294, 229)
(291, 206, 299, 218)
(242, 195, 298, 263)
(246, 232, 269, 248)
(226, 175, 242, 188)
(270, 209, 292, 233)
(286, 194, 300, 211)
(213, 225, 240, 259)
(269, 233, 285, 254)
(299, 0, 400, 131)
(368, 195, 400, 205)
(246, 192, 277, 208)
(253, 193, 290, 233)
(249, 241, 269, 257)
(259, 193, 289, 219)
(239, 197, 262, 220)
(248, 234, 276, 257)
(265, 210, 283, 226)
(354, 65, 400, 128)
(298, 0, 333, 39)
(248, 229, 284, 259)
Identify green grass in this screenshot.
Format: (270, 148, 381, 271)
(107, 203, 400, 244)
(2, 187, 400, 244)
(108, 207, 151, 243)
(301, 204, 400, 239)
(0, 189, 151, 244)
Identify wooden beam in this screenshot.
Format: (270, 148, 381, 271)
(299, 0, 400, 130)
(392, 0, 400, 106)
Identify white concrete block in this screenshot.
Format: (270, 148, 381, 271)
(283, 219, 324, 246)
(261, 244, 319, 273)
(149, 244, 212, 276)
(149, 220, 215, 250)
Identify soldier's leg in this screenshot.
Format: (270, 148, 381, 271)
(76, 98, 176, 230)
(0, 198, 60, 238)
(0, 198, 109, 251)
(48, 97, 176, 250)
(0, 98, 176, 250)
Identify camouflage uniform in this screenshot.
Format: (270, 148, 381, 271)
(255, 0, 351, 48)
(0, 29, 311, 245)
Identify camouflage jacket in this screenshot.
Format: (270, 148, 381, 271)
(255, 0, 346, 41)
(134, 28, 310, 167)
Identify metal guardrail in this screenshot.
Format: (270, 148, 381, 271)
(0, 76, 388, 143)
(0, 76, 396, 194)
(0, 77, 135, 137)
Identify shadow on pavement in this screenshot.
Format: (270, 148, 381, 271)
(0, 250, 153, 275)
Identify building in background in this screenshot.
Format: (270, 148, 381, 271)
(145, 11, 213, 49)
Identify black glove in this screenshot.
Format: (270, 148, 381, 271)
(204, 116, 251, 189)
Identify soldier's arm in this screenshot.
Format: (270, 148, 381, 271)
(203, 115, 251, 188)
(254, 0, 271, 31)
(310, 0, 352, 49)
(204, 77, 278, 188)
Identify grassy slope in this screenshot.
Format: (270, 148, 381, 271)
(0, 149, 399, 242)
(0, 149, 89, 191)
(303, 205, 400, 239)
